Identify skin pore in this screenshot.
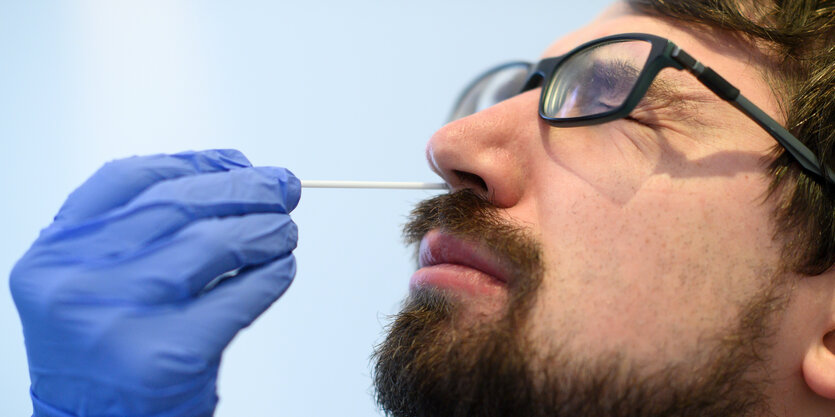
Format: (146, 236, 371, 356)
(373, 1, 835, 416)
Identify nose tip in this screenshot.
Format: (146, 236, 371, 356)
(426, 104, 530, 208)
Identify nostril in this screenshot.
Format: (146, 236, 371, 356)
(452, 170, 488, 194)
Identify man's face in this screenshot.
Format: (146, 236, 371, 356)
(374, 2, 797, 416)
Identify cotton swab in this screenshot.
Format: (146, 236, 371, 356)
(301, 180, 448, 190)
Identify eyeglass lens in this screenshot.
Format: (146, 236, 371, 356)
(448, 63, 531, 122)
(543, 39, 651, 119)
(450, 39, 655, 123)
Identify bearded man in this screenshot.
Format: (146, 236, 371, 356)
(10, 1, 835, 416)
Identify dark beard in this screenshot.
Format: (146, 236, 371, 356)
(372, 190, 784, 417)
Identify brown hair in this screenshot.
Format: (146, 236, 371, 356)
(627, 0, 835, 275)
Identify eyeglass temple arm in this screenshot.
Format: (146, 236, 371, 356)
(670, 46, 835, 184)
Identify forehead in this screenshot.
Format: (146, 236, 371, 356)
(544, 2, 742, 61)
(541, 1, 781, 120)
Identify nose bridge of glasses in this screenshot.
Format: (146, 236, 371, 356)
(521, 72, 544, 93)
(521, 57, 563, 93)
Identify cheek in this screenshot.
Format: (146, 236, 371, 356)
(523, 172, 781, 367)
(541, 123, 664, 205)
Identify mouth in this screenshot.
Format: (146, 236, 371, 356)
(410, 229, 511, 297)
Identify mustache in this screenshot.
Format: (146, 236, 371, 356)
(402, 189, 544, 292)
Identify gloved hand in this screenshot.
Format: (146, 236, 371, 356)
(10, 149, 301, 417)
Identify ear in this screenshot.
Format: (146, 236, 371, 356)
(803, 330, 835, 399)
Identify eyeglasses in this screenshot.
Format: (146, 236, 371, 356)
(449, 33, 834, 184)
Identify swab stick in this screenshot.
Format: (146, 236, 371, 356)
(301, 180, 448, 190)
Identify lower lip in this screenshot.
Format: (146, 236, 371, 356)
(410, 263, 506, 297)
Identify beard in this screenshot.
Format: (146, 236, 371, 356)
(371, 189, 786, 417)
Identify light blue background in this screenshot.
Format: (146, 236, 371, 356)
(0, 1, 610, 415)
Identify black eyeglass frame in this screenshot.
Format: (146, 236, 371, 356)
(453, 33, 834, 184)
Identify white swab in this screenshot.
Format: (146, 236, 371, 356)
(301, 180, 448, 190)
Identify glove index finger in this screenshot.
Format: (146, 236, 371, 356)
(55, 149, 252, 224)
(276, 167, 301, 213)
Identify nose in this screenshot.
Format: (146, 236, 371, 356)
(426, 92, 537, 208)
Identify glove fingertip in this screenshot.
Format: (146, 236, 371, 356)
(254, 167, 301, 213)
(282, 168, 302, 213)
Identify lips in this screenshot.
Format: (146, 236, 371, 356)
(411, 229, 510, 296)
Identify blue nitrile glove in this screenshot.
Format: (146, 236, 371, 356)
(9, 149, 301, 417)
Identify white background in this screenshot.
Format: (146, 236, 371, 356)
(0, 1, 610, 415)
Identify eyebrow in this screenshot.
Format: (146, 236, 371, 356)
(594, 58, 718, 119)
(648, 72, 722, 125)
